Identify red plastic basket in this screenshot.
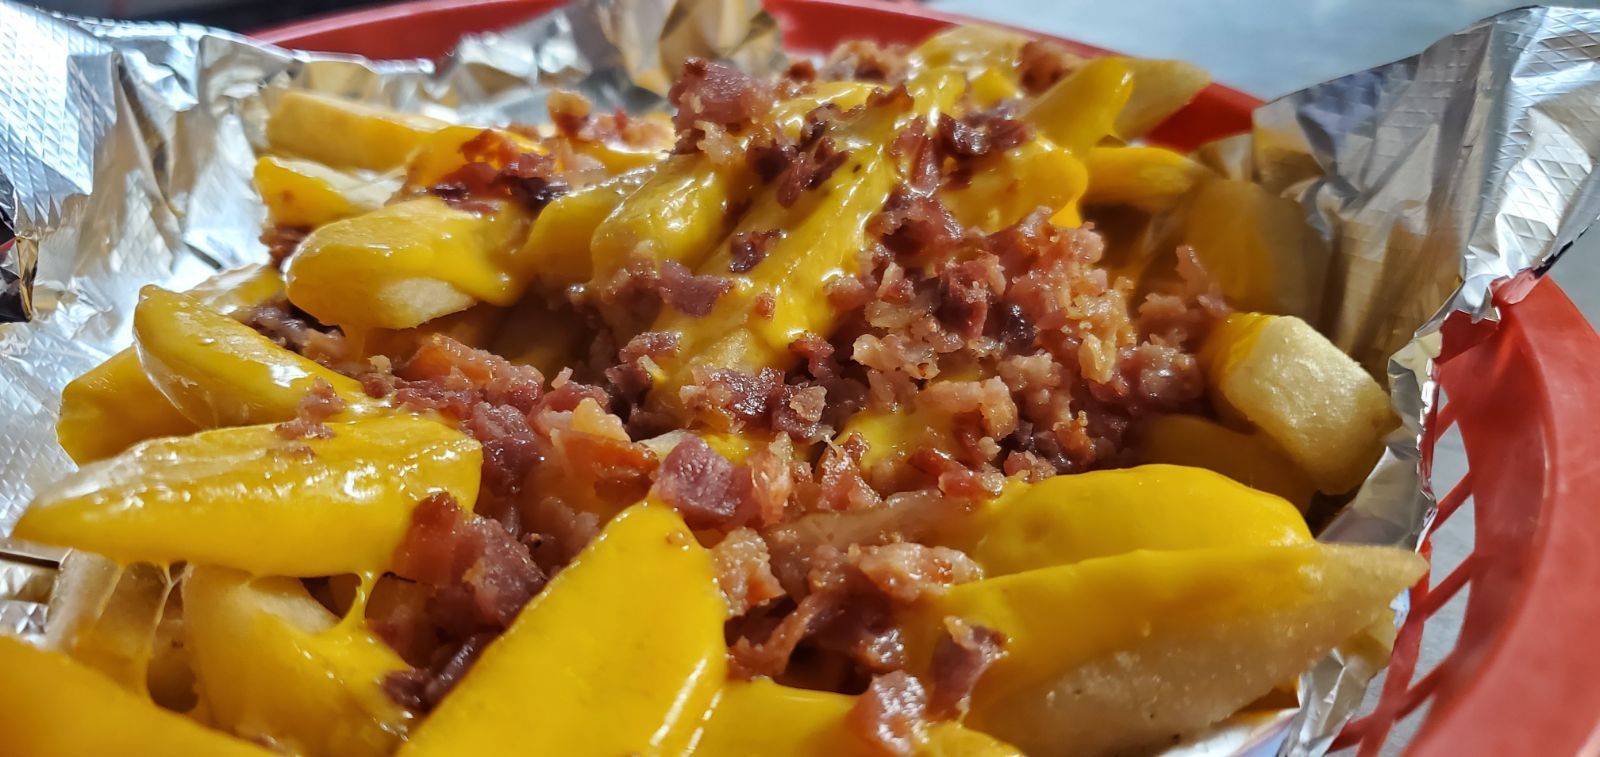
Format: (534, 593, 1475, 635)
(248, 1, 1600, 753)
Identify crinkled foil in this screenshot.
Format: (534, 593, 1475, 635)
(2, 1, 1599, 754)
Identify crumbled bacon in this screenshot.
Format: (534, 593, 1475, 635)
(729, 229, 782, 273)
(850, 543, 982, 603)
(777, 135, 850, 208)
(868, 187, 963, 260)
(753, 290, 777, 320)
(383, 632, 495, 714)
(273, 379, 346, 440)
(936, 112, 1032, 161)
(669, 58, 769, 133)
(926, 617, 1006, 720)
(814, 433, 882, 511)
(1017, 39, 1083, 94)
(261, 224, 309, 269)
(390, 493, 547, 637)
(650, 435, 747, 529)
(849, 671, 928, 756)
(820, 40, 911, 83)
(658, 260, 734, 317)
(428, 129, 567, 211)
(889, 118, 941, 193)
(239, 296, 360, 374)
(606, 330, 679, 400)
(712, 528, 786, 617)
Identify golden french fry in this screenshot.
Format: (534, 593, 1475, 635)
(267, 91, 445, 172)
(1182, 178, 1314, 316)
(1115, 58, 1210, 139)
(1023, 57, 1133, 156)
(904, 544, 1426, 756)
(16, 416, 481, 576)
(0, 635, 272, 756)
(399, 505, 726, 756)
(255, 156, 395, 229)
(1083, 145, 1214, 213)
(1135, 414, 1317, 507)
(185, 567, 410, 757)
(287, 197, 532, 330)
(132, 286, 369, 428)
(1202, 313, 1397, 494)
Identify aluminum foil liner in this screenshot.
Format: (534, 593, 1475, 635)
(1, 0, 1598, 754)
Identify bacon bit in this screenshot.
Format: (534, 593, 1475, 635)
(658, 260, 734, 317)
(605, 330, 680, 400)
(820, 39, 911, 84)
(998, 301, 1037, 349)
(547, 89, 593, 137)
(850, 543, 982, 604)
(383, 631, 495, 714)
(783, 59, 818, 83)
(745, 435, 796, 526)
(889, 118, 941, 194)
(926, 618, 1006, 720)
(390, 493, 546, 642)
(680, 366, 784, 430)
(752, 290, 777, 320)
(776, 135, 849, 208)
(729, 229, 782, 273)
(729, 591, 840, 680)
(772, 384, 830, 443)
(937, 254, 1006, 339)
(712, 528, 786, 618)
(669, 58, 769, 133)
(239, 296, 359, 374)
(868, 186, 963, 260)
(273, 379, 346, 440)
(1018, 39, 1083, 94)
(789, 331, 837, 381)
(816, 433, 882, 511)
(906, 447, 987, 498)
(650, 435, 748, 529)
(848, 671, 929, 756)
(936, 112, 1032, 161)
(261, 224, 309, 269)
(429, 129, 567, 212)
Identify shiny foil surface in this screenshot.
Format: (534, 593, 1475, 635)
(3, 1, 1599, 754)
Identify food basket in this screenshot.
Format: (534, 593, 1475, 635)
(5, 0, 1597, 754)
(243, 0, 1600, 754)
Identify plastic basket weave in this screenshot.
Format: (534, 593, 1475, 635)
(180, 0, 1600, 753)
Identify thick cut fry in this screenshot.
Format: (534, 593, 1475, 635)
(520, 167, 653, 289)
(1083, 145, 1213, 213)
(266, 91, 445, 172)
(588, 155, 751, 297)
(16, 416, 481, 576)
(943, 139, 1088, 231)
(1183, 178, 1313, 316)
(911, 24, 1032, 75)
(1023, 57, 1133, 156)
(0, 635, 272, 757)
(399, 505, 726, 757)
(59, 265, 285, 461)
(937, 465, 1310, 576)
(903, 544, 1426, 756)
(648, 95, 906, 412)
(287, 197, 532, 329)
(185, 567, 410, 757)
(1201, 313, 1396, 494)
(254, 156, 395, 229)
(695, 678, 1021, 757)
(41, 556, 175, 695)
(365, 303, 509, 361)
(132, 286, 369, 428)
(1135, 414, 1316, 507)
(1115, 58, 1210, 139)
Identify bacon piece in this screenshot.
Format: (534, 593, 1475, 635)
(926, 617, 1006, 720)
(650, 435, 747, 529)
(658, 260, 734, 317)
(729, 229, 782, 273)
(669, 58, 767, 133)
(273, 378, 347, 440)
(848, 671, 929, 756)
(712, 527, 786, 617)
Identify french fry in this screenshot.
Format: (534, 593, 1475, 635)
(254, 156, 395, 229)
(519, 167, 654, 290)
(1023, 57, 1133, 156)
(184, 567, 409, 757)
(942, 138, 1088, 231)
(1135, 414, 1317, 507)
(266, 91, 445, 172)
(1082, 145, 1214, 213)
(286, 197, 532, 330)
(1115, 58, 1210, 139)
(646, 92, 907, 414)
(58, 265, 284, 462)
(132, 286, 370, 428)
(0, 635, 272, 756)
(937, 465, 1310, 576)
(1201, 313, 1396, 494)
(16, 416, 481, 576)
(903, 544, 1426, 756)
(398, 505, 725, 756)
(1182, 178, 1315, 316)
(401, 125, 545, 191)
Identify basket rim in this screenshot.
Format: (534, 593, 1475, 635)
(243, 0, 1600, 753)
